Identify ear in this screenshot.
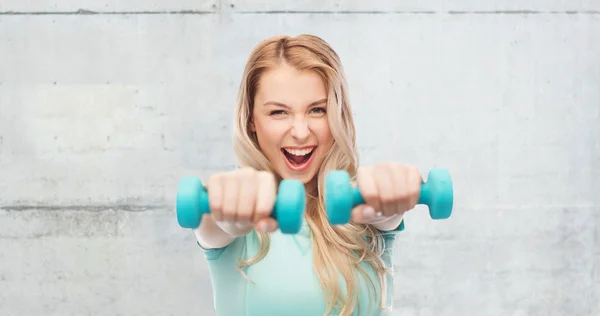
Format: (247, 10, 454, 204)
(249, 116, 256, 132)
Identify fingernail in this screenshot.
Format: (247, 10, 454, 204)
(363, 206, 375, 218)
(257, 223, 266, 232)
(376, 211, 383, 217)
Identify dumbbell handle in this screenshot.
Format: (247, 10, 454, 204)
(350, 184, 431, 209)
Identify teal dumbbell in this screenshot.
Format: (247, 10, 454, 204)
(176, 177, 307, 234)
(324, 168, 453, 227)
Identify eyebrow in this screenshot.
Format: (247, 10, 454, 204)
(264, 98, 327, 109)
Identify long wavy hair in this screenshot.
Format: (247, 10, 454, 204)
(232, 34, 391, 315)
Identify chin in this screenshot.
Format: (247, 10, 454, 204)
(282, 170, 318, 184)
(276, 166, 318, 183)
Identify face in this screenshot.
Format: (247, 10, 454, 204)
(251, 62, 334, 187)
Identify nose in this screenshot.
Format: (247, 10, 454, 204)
(290, 116, 310, 141)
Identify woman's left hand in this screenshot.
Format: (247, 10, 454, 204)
(351, 162, 423, 224)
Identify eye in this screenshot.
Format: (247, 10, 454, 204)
(310, 107, 326, 114)
(269, 110, 286, 116)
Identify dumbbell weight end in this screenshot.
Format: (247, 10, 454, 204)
(272, 179, 307, 234)
(176, 177, 209, 229)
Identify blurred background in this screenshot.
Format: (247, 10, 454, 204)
(0, 1, 598, 315)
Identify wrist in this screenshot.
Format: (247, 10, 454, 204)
(216, 221, 253, 237)
(370, 213, 404, 231)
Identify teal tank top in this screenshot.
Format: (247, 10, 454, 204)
(198, 221, 402, 316)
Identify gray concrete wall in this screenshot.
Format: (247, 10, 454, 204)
(1, 1, 599, 315)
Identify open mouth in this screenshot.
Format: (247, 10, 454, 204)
(281, 146, 316, 171)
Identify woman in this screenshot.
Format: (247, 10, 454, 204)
(194, 34, 423, 316)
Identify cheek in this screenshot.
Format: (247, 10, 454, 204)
(255, 120, 288, 149)
(311, 119, 334, 145)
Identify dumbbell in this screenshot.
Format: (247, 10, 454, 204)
(324, 168, 454, 227)
(176, 177, 307, 234)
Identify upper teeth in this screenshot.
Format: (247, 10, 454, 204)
(284, 147, 314, 156)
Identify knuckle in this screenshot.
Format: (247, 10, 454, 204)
(373, 163, 387, 172)
(227, 168, 245, 179)
(220, 173, 233, 183)
(239, 168, 260, 184)
(361, 189, 378, 202)
(222, 206, 236, 216)
(258, 170, 274, 180)
(208, 194, 220, 207)
(255, 204, 272, 216)
(238, 167, 256, 177)
(406, 166, 420, 178)
(393, 164, 407, 176)
(208, 174, 222, 186)
(396, 192, 410, 202)
(258, 172, 276, 187)
(237, 211, 251, 221)
(221, 197, 236, 212)
(392, 163, 408, 174)
(380, 194, 397, 204)
(409, 187, 421, 198)
(210, 199, 222, 212)
(356, 166, 368, 176)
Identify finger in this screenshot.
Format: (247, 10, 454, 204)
(390, 164, 410, 212)
(255, 217, 278, 233)
(207, 175, 224, 222)
(236, 172, 257, 228)
(407, 167, 423, 210)
(221, 175, 240, 223)
(351, 204, 376, 224)
(253, 172, 277, 224)
(374, 164, 397, 216)
(357, 167, 381, 213)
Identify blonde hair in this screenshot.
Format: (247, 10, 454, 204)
(232, 34, 391, 315)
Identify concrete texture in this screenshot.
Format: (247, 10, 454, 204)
(0, 1, 599, 315)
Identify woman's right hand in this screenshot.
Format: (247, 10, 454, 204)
(206, 167, 280, 236)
